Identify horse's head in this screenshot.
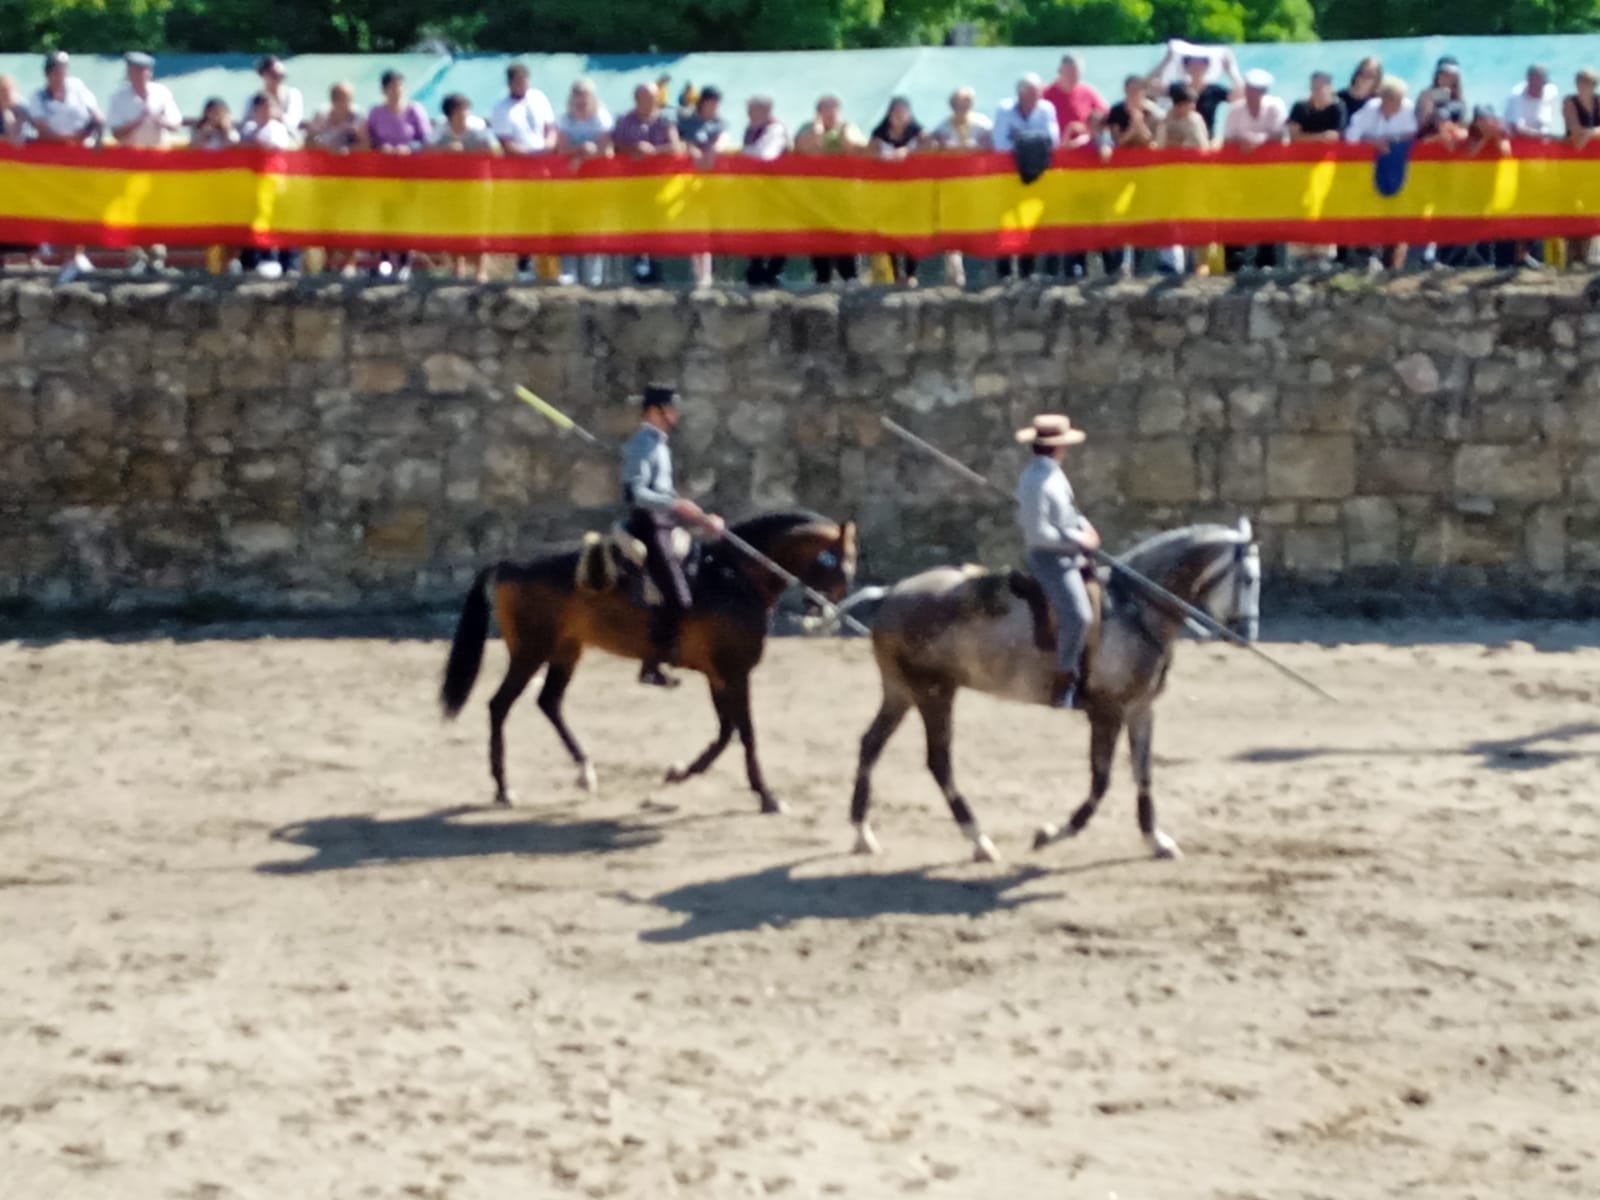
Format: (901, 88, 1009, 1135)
(723, 511, 858, 609)
(1195, 518, 1261, 642)
(1122, 517, 1260, 642)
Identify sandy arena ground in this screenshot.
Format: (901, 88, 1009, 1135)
(2, 621, 1598, 1199)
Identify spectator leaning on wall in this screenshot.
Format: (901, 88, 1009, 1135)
(493, 63, 558, 282)
(678, 86, 731, 288)
(555, 78, 613, 288)
(1042, 54, 1106, 147)
(0, 74, 30, 271)
(107, 51, 182, 273)
(31, 51, 101, 283)
(613, 83, 681, 284)
(993, 75, 1060, 282)
(431, 94, 501, 283)
(741, 95, 789, 288)
(248, 56, 303, 141)
(367, 70, 430, 280)
(931, 87, 993, 288)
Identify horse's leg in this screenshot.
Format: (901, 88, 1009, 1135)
(850, 689, 911, 855)
(536, 644, 597, 794)
(1128, 705, 1181, 860)
(488, 650, 545, 807)
(728, 676, 784, 816)
(1033, 709, 1122, 849)
(918, 685, 998, 864)
(664, 682, 735, 785)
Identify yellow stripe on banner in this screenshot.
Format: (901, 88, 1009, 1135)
(2, 160, 261, 228)
(10, 153, 1600, 243)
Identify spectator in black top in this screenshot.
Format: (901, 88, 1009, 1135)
(1416, 56, 1467, 147)
(1338, 56, 1382, 131)
(1566, 70, 1599, 266)
(1287, 72, 1345, 142)
(1104, 75, 1160, 149)
(870, 96, 925, 284)
(1564, 67, 1599, 147)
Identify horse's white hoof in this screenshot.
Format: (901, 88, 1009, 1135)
(852, 824, 881, 855)
(972, 834, 1000, 864)
(664, 763, 688, 785)
(577, 761, 598, 794)
(1032, 823, 1060, 851)
(1148, 831, 1183, 860)
(494, 788, 516, 808)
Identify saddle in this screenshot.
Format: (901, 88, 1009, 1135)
(575, 523, 695, 607)
(955, 564, 1105, 680)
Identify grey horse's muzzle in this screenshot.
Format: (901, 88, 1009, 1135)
(1229, 615, 1260, 643)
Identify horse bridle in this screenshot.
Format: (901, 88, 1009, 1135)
(1123, 535, 1257, 649)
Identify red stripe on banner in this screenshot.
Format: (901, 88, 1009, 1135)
(4, 215, 1599, 258)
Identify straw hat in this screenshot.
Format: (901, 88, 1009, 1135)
(1014, 413, 1087, 447)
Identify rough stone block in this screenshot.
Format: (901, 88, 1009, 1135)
(0, 387, 36, 437)
(364, 508, 430, 563)
(1124, 439, 1198, 503)
(292, 308, 344, 360)
(1281, 526, 1344, 574)
(1227, 384, 1276, 431)
(422, 352, 478, 395)
(1266, 435, 1356, 500)
(351, 359, 408, 394)
(1218, 436, 1266, 502)
(37, 376, 113, 438)
(226, 520, 297, 560)
(1137, 386, 1187, 436)
(1343, 497, 1400, 566)
(1358, 444, 1447, 495)
(1526, 505, 1566, 574)
(1452, 445, 1562, 501)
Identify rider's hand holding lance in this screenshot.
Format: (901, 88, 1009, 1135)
(1014, 413, 1100, 710)
(619, 384, 725, 688)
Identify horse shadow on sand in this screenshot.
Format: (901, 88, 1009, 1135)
(1234, 722, 1600, 773)
(256, 804, 662, 875)
(631, 857, 1077, 944)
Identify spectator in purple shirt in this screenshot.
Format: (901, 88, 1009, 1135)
(366, 70, 430, 280)
(612, 83, 681, 159)
(613, 83, 681, 284)
(367, 69, 430, 154)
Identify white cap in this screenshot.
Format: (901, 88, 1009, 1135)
(1244, 68, 1274, 90)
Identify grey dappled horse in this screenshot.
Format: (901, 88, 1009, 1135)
(848, 520, 1261, 862)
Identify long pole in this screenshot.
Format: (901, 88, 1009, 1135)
(878, 416, 1338, 704)
(515, 387, 872, 637)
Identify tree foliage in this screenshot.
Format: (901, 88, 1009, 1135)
(0, 0, 1594, 53)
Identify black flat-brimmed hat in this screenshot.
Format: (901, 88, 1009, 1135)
(640, 384, 677, 410)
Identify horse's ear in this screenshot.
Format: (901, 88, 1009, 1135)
(841, 520, 858, 556)
(1236, 516, 1253, 542)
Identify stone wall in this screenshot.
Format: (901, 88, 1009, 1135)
(4, 272, 1600, 618)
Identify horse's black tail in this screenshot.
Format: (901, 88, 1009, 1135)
(440, 565, 497, 719)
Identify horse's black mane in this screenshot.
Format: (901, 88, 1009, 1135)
(728, 509, 835, 549)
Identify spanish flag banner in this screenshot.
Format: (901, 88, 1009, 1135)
(3, 142, 1599, 255)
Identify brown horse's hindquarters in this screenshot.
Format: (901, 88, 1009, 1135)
(500, 581, 735, 690)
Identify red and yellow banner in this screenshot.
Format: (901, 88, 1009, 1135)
(3, 141, 1600, 255)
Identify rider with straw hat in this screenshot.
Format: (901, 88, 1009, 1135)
(1015, 413, 1101, 709)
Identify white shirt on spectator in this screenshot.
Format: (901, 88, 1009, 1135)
(1504, 82, 1559, 137)
(492, 89, 557, 151)
(932, 113, 994, 149)
(1222, 95, 1287, 143)
(107, 81, 183, 147)
(241, 118, 297, 150)
(743, 120, 789, 161)
(991, 99, 1060, 151)
(1344, 98, 1419, 143)
(244, 86, 304, 139)
(30, 77, 100, 141)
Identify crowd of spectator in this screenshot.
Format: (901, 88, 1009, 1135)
(2, 43, 1599, 286)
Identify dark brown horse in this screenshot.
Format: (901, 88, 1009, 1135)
(440, 510, 857, 813)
